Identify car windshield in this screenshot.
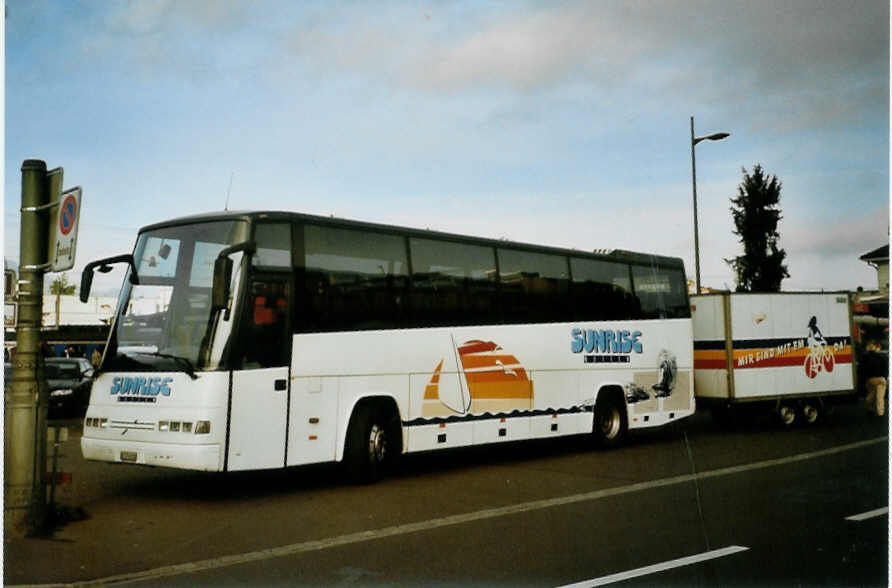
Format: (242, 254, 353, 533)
(45, 363, 80, 379)
(105, 220, 249, 372)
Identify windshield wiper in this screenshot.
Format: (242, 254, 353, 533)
(148, 352, 199, 380)
(111, 353, 153, 369)
(129, 352, 199, 380)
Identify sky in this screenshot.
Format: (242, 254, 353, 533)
(3, 0, 889, 295)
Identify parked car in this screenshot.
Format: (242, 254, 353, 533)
(45, 357, 94, 419)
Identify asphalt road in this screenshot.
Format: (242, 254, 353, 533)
(5, 401, 888, 587)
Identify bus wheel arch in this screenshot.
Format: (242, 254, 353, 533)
(592, 385, 628, 448)
(342, 396, 403, 483)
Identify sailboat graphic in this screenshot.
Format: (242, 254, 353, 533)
(422, 339, 533, 417)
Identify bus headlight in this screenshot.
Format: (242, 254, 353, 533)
(194, 420, 211, 435)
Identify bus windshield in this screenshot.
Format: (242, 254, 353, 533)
(104, 220, 249, 373)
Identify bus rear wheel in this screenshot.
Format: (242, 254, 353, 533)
(344, 404, 394, 484)
(593, 394, 627, 449)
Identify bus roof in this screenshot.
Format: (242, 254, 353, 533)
(139, 210, 685, 270)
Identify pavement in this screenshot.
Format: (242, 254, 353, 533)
(3, 417, 156, 587)
(3, 404, 888, 587)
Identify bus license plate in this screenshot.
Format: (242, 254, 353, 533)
(120, 451, 137, 463)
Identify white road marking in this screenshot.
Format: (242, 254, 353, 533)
(11, 436, 886, 587)
(555, 545, 750, 588)
(845, 507, 888, 521)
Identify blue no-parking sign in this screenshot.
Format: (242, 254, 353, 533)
(48, 186, 82, 272)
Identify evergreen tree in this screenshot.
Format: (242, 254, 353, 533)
(726, 164, 789, 291)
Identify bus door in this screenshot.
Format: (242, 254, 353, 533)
(227, 276, 292, 471)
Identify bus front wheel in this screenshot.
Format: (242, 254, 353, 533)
(344, 404, 393, 484)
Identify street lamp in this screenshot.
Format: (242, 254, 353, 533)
(690, 116, 730, 294)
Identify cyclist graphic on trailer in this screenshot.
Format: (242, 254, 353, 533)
(804, 316, 835, 378)
(807, 316, 825, 347)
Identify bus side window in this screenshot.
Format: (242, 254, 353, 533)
(303, 225, 408, 332)
(630, 263, 688, 319)
(570, 257, 636, 321)
(241, 281, 290, 369)
(408, 238, 499, 328)
(498, 248, 570, 324)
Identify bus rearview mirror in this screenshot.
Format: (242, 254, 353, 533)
(212, 256, 233, 312)
(79, 268, 94, 303)
(80, 254, 139, 303)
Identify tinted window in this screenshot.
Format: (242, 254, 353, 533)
(570, 257, 639, 320)
(253, 223, 292, 268)
(410, 238, 498, 327)
(44, 363, 79, 379)
(304, 225, 408, 331)
(498, 249, 570, 323)
(240, 279, 291, 369)
(630, 263, 689, 319)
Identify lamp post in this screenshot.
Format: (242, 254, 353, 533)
(690, 116, 730, 294)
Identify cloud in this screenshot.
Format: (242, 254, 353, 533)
(104, 0, 250, 35)
(404, 7, 617, 92)
(783, 205, 889, 260)
(65, 1, 887, 136)
(78, 0, 257, 80)
(275, 1, 888, 133)
(105, 0, 173, 35)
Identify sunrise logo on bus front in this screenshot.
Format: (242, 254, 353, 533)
(110, 376, 174, 398)
(570, 328, 643, 364)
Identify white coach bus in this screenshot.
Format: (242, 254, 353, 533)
(79, 211, 694, 481)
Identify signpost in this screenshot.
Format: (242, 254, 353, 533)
(5, 160, 83, 538)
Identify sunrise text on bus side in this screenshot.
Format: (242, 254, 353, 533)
(570, 328, 643, 355)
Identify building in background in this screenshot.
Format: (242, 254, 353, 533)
(859, 244, 889, 294)
(853, 244, 889, 353)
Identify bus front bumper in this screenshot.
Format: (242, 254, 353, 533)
(81, 437, 223, 471)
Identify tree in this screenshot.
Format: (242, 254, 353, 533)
(50, 273, 77, 328)
(50, 273, 76, 295)
(726, 164, 789, 292)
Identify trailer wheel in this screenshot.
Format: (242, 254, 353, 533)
(800, 400, 822, 425)
(344, 404, 394, 484)
(593, 393, 627, 448)
(777, 403, 797, 427)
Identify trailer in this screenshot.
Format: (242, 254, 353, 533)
(691, 292, 857, 426)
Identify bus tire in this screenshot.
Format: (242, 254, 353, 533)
(343, 403, 394, 484)
(593, 392, 628, 449)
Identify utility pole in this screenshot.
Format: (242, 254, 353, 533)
(690, 117, 701, 294)
(5, 159, 50, 536)
(689, 116, 730, 294)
